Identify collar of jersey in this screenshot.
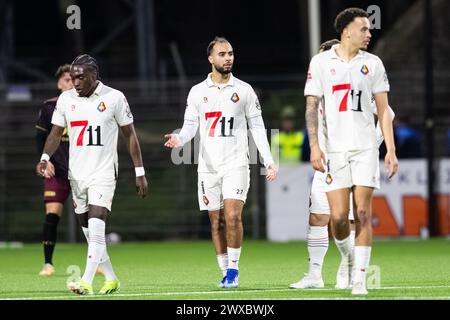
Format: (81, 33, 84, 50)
(206, 73, 235, 88)
(329, 44, 365, 62)
(80, 81, 104, 98)
(92, 81, 104, 97)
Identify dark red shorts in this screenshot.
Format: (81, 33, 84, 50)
(43, 176, 71, 204)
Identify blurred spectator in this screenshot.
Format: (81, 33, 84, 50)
(392, 116, 424, 158)
(271, 105, 309, 165)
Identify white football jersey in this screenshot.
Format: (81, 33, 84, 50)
(184, 74, 263, 173)
(52, 81, 133, 180)
(305, 44, 390, 153)
(319, 98, 393, 152)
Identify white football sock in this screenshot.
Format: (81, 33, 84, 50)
(349, 229, 356, 250)
(227, 247, 241, 270)
(334, 235, 352, 261)
(307, 226, 329, 278)
(82, 226, 117, 281)
(216, 254, 228, 277)
(353, 246, 372, 285)
(82, 227, 89, 242)
(82, 218, 106, 284)
(99, 251, 118, 281)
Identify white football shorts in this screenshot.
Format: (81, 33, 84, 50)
(310, 170, 354, 220)
(198, 166, 250, 211)
(70, 178, 116, 214)
(324, 148, 380, 192)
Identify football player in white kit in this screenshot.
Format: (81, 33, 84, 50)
(304, 9, 398, 295)
(36, 54, 148, 295)
(290, 39, 396, 290)
(164, 37, 277, 288)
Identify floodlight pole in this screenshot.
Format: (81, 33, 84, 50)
(135, 0, 157, 96)
(424, 0, 437, 236)
(308, 0, 321, 57)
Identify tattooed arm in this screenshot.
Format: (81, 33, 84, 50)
(305, 96, 326, 172)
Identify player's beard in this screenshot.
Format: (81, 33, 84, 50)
(215, 64, 233, 75)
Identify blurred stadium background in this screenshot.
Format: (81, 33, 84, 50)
(0, 0, 449, 244)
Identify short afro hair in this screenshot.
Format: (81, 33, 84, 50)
(334, 8, 369, 35)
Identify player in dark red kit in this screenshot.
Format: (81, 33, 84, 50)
(36, 64, 73, 276)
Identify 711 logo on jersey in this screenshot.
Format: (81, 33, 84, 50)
(205, 112, 234, 137)
(332, 83, 363, 112)
(70, 120, 103, 146)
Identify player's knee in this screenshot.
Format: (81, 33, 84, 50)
(218, 216, 226, 232)
(355, 207, 370, 226)
(331, 216, 349, 230)
(88, 205, 108, 221)
(309, 214, 329, 226)
(77, 212, 89, 228)
(225, 213, 242, 230)
(210, 220, 224, 234)
(45, 203, 63, 215)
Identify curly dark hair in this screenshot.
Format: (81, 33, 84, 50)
(319, 39, 340, 52)
(334, 8, 369, 35)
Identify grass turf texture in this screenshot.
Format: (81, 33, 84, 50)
(0, 239, 449, 300)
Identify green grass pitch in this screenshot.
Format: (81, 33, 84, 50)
(0, 239, 449, 300)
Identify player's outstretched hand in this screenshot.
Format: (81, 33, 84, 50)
(385, 150, 398, 179)
(136, 176, 148, 198)
(266, 164, 278, 182)
(310, 144, 326, 173)
(164, 134, 180, 149)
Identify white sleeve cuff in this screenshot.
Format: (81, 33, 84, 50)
(177, 119, 199, 146)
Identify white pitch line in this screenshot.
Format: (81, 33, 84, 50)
(285, 297, 450, 300)
(2, 285, 450, 300)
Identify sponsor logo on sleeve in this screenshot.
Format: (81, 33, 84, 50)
(307, 66, 312, 81)
(125, 105, 132, 118)
(255, 98, 261, 110)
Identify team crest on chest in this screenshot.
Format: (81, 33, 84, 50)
(97, 101, 106, 112)
(203, 97, 208, 103)
(230, 93, 239, 103)
(361, 65, 369, 75)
